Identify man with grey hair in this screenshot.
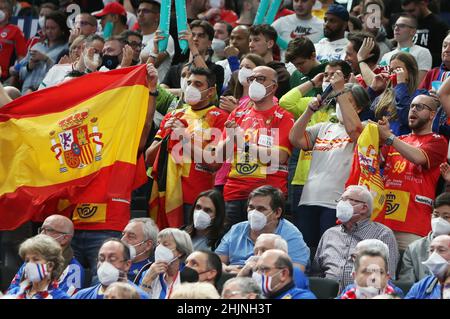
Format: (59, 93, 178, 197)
(339, 246, 395, 299)
(121, 217, 159, 282)
(310, 184, 399, 291)
(221, 277, 263, 299)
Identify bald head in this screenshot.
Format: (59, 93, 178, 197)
(252, 66, 277, 82)
(40, 214, 74, 248)
(430, 235, 450, 262)
(413, 94, 440, 111)
(259, 249, 294, 279)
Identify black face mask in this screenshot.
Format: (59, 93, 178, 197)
(102, 55, 120, 69)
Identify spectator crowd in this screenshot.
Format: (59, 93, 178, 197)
(1, 0, 450, 300)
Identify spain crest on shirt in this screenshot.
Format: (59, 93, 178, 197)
(49, 111, 103, 172)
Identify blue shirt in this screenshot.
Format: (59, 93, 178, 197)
(215, 219, 310, 266)
(405, 275, 441, 299)
(72, 281, 149, 299)
(8, 257, 85, 296)
(294, 267, 309, 290)
(271, 282, 316, 299)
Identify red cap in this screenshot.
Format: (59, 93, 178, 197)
(94, 2, 127, 17)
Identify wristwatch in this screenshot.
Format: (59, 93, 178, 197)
(149, 89, 159, 97)
(385, 134, 395, 146)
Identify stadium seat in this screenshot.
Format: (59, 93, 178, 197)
(308, 277, 339, 299)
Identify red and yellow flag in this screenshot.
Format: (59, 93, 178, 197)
(0, 65, 149, 230)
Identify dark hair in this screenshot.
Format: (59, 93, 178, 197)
(189, 67, 217, 89)
(285, 37, 316, 63)
(41, 2, 59, 11)
(434, 192, 450, 209)
(248, 185, 285, 217)
(185, 189, 225, 249)
(45, 11, 70, 43)
(348, 15, 363, 31)
(327, 60, 353, 78)
(232, 53, 265, 99)
(274, 253, 293, 278)
(215, 21, 233, 37)
(198, 249, 223, 286)
(190, 20, 215, 41)
(120, 30, 143, 41)
(397, 13, 418, 28)
(108, 35, 128, 47)
(401, 0, 422, 5)
(102, 237, 131, 261)
(249, 24, 278, 43)
(347, 31, 380, 65)
(139, 0, 161, 10)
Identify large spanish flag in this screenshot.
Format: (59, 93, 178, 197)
(0, 65, 149, 230)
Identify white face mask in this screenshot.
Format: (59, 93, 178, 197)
(252, 270, 281, 296)
(0, 10, 6, 23)
(335, 103, 344, 123)
(336, 200, 354, 223)
(431, 217, 450, 237)
(25, 262, 49, 283)
(154, 244, 176, 263)
(97, 261, 120, 286)
(354, 284, 381, 299)
(248, 80, 273, 102)
(38, 16, 45, 29)
(193, 209, 212, 230)
(422, 251, 450, 279)
(238, 67, 253, 86)
(180, 77, 188, 92)
(322, 81, 330, 92)
(184, 85, 208, 105)
(211, 38, 227, 53)
(248, 209, 272, 231)
(128, 241, 147, 261)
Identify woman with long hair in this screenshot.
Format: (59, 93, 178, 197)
(184, 189, 226, 251)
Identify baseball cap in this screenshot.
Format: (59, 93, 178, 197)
(326, 4, 350, 22)
(94, 2, 127, 17)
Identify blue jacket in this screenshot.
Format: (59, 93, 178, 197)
(270, 282, 316, 299)
(72, 281, 149, 299)
(405, 275, 441, 299)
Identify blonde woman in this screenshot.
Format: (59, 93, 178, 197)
(6, 234, 69, 299)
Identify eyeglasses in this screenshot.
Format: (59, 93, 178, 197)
(336, 197, 366, 205)
(38, 226, 69, 235)
(410, 103, 433, 112)
(246, 75, 276, 84)
(392, 23, 415, 30)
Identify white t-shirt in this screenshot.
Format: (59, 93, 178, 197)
(379, 45, 432, 71)
(272, 14, 324, 61)
(38, 64, 73, 90)
(140, 33, 175, 82)
(315, 37, 349, 62)
(300, 122, 355, 209)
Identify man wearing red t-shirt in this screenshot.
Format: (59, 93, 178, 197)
(375, 94, 448, 251)
(0, 0, 26, 80)
(215, 66, 294, 228)
(146, 67, 228, 227)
